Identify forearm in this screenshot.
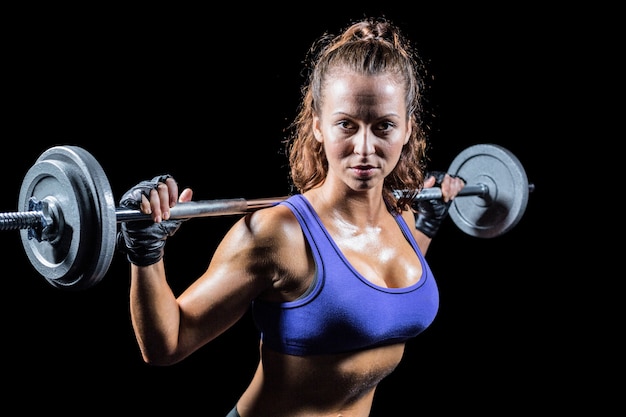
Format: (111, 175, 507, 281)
(129, 261, 182, 365)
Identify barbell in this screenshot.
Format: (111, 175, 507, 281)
(0, 143, 533, 291)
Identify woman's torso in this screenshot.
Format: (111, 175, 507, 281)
(237, 342, 406, 416)
(237, 193, 438, 416)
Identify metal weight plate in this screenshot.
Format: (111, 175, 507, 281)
(18, 146, 116, 290)
(447, 143, 529, 238)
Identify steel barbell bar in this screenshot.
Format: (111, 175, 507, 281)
(117, 185, 492, 221)
(2, 143, 533, 291)
(1, 185, 491, 230)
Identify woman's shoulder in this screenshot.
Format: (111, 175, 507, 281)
(230, 199, 311, 292)
(229, 200, 303, 248)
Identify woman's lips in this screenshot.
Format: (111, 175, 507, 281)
(352, 165, 376, 178)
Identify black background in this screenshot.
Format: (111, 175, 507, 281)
(1, 4, 581, 415)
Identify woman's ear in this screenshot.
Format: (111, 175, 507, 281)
(403, 119, 412, 145)
(313, 113, 323, 142)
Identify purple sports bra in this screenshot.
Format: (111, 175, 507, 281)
(251, 194, 439, 355)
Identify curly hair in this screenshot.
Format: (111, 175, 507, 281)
(283, 17, 432, 213)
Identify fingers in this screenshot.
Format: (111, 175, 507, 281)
(164, 177, 179, 208)
(179, 187, 193, 203)
(440, 174, 466, 202)
(143, 178, 183, 222)
(423, 175, 436, 189)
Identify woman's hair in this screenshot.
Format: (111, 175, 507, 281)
(284, 16, 431, 213)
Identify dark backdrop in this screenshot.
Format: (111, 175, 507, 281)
(1, 4, 567, 415)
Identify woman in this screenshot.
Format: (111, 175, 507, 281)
(118, 17, 465, 416)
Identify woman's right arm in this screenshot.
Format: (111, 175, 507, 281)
(126, 195, 302, 366)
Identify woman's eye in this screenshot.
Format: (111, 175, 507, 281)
(375, 122, 394, 133)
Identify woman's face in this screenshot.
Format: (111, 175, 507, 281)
(313, 70, 411, 193)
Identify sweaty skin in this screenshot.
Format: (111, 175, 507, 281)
(129, 71, 465, 417)
(252, 194, 439, 356)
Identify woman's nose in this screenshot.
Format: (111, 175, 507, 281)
(354, 130, 375, 155)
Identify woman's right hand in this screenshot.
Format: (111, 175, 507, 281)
(117, 175, 193, 266)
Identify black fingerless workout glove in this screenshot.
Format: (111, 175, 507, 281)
(414, 171, 454, 239)
(117, 175, 185, 266)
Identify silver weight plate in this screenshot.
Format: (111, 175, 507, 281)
(19, 146, 116, 290)
(447, 143, 529, 238)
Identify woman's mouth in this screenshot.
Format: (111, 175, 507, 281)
(352, 165, 376, 178)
